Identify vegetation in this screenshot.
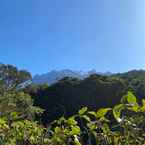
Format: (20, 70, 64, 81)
(0, 90, 145, 144)
(30, 75, 127, 124)
(0, 64, 145, 144)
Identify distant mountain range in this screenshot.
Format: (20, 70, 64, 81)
(33, 69, 112, 84)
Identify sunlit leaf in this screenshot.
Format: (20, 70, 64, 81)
(78, 107, 88, 115)
(96, 108, 111, 118)
(69, 126, 80, 135)
(113, 104, 124, 122)
(121, 91, 137, 104)
(67, 117, 77, 125)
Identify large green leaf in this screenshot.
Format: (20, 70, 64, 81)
(113, 104, 124, 122)
(78, 107, 88, 115)
(67, 117, 77, 125)
(121, 91, 137, 104)
(69, 126, 80, 135)
(96, 108, 111, 118)
(140, 99, 145, 112)
(73, 135, 82, 145)
(88, 111, 97, 117)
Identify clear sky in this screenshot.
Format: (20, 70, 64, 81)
(0, 0, 145, 75)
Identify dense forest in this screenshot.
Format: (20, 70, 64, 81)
(0, 64, 145, 144)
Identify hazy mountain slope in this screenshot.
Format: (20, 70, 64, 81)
(33, 70, 85, 84)
(32, 69, 112, 85)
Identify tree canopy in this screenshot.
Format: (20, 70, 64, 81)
(0, 64, 145, 144)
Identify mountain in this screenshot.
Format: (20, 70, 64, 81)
(33, 70, 84, 84)
(33, 69, 112, 85)
(113, 69, 145, 81)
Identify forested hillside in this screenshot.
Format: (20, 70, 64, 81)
(0, 64, 145, 144)
(29, 70, 145, 123)
(30, 75, 126, 123)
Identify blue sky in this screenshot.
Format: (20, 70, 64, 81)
(0, 0, 145, 75)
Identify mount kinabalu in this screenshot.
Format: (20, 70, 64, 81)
(32, 69, 112, 85)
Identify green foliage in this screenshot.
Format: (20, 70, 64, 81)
(32, 74, 126, 123)
(0, 64, 31, 90)
(0, 64, 145, 144)
(113, 104, 124, 122)
(78, 107, 88, 115)
(121, 91, 137, 104)
(96, 108, 111, 118)
(0, 90, 43, 121)
(0, 91, 145, 144)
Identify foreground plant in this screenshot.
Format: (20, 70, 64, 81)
(0, 91, 145, 145)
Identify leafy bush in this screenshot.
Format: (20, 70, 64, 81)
(0, 91, 145, 145)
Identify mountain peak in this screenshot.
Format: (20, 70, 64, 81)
(33, 69, 113, 85)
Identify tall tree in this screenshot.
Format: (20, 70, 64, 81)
(0, 64, 31, 90)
